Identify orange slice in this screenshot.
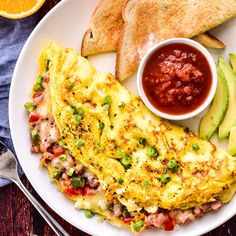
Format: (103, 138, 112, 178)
(0, 0, 46, 19)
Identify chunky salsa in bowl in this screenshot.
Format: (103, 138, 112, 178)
(137, 38, 217, 120)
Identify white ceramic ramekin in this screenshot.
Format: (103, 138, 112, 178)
(137, 38, 217, 120)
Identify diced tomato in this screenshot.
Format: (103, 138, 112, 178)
(164, 218, 174, 231)
(63, 186, 83, 196)
(53, 145, 65, 157)
(29, 113, 40, 122)
(82, 186, 94, 196)
(122, 217, 132, 224)
(33, 91, 44, 104)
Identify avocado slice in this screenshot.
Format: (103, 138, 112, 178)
(218, 56, 236, 139)
(199, 67, 229, 140)
(229, 53, 236, 73)
(228, 127, 236, 156)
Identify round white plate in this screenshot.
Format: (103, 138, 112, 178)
(9, 0, 236, 235)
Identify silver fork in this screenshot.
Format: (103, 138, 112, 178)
(0, 140, 70, 236)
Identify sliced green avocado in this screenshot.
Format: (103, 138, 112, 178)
(229, 53, 236, 73)
(199, 66, 229, 140)
(218, 56, 236, 139)
(228, 127, 236, 156)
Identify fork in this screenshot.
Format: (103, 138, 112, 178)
(0, 140, 70, 236)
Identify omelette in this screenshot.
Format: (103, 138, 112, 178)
(25, 42, 236, 232)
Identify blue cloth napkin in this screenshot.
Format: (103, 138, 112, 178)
(0, 15, 39, 187)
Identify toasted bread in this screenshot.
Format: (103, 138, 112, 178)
(193, 32, 225, 49)
(81, 0, 127, 57)
(116, 0, 236, 81)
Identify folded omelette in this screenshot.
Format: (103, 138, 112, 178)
(26, 42, 236, 232)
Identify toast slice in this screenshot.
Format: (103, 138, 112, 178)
(116, 0, 236, 81)
(82, 0, 225, 57)
(81, 0, 127, 57)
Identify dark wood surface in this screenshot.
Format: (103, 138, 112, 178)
(0, 1, 235, 235)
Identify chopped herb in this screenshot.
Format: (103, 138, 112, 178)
(76, 107, 84, 116)
(102, 103, 110, 110)
(161, 173, 171, 184)
(139, 138, 147, 146)
(67, 167, 75, 177)
(121, 205, 130, 218)
(99, 122, 105, 129)
(67, 105, 75, 114)
(45, 59, 50, 71)
(118, 101, 125, 108)
(77, 140, 84, 148)
(71, 176, 85, 188)
(52, 169, 62, 180)
(167, 159, 177, 169)
(58, 139, 65, 147)
(132, 220, 144, 231)
(59, 154, 67, 161)
(31, 129, 39, 144)
(120, 156, 131, 167)
(67, 82, 74, 89)
(192, 143, 200, 151)
(115, 148, 125, 158)
(96, 142, 105, 151)
(84, 209, 95, 218)
(117, 177, 124, 184)
(74, 114, 82, 123)
(105, 95, 112, 105)
(36, 75, 44, 84)
(143, 180, 150, 189)
(146, 146, 159, 158)
(24, 102, 36, 112)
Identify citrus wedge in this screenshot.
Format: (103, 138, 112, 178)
(0, 0, 46, 19)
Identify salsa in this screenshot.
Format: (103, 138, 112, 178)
(142, 43, 212, 115)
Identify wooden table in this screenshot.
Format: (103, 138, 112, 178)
(0, 1, 235, 235)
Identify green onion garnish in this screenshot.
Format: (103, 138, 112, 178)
(102, 103, 110, 110)
(132, 220, 144, 231)
(99, 122, 105, 129)
(67, 105, 75, 114)
(167, 159, 177, 169)
(31, 129, 39, 144)
(120, 156, 131, 167)
(105, 95, 112, 105)
(117, 177, 124, 184)
(76, 107, 84, 116)
(58, 139, 65, 147)
(71, 176, 85, 188)
(84, 209, 95, 218)
(161, 173, 171, 184)
(74, 114, 82, 123)
(192, 143, 200, 151)
(139, 138, 147, 146)
(143, 180, 150, 189)
(59, 154, 67, 161)
(36, 75, 44, 84)
(77, 140, 84, 148)
(96, 142, 105, 151)
(115, 148, 125, 158)
(52, 169, 62, 180)
(24, 102, 36, 112)
(118, 101, 125, 108)
(146, 146, 159, 158)
(67, 167, 75, 177)
(67, 82, 74, 89)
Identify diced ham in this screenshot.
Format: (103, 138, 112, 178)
(33, 91, 45, 105)
(145, 213, 169, 228)
(113, 203, 122, 217)
(169, 210, 195, 224)
(211, 201, 223, 211)
(44, 71, 50, 83)
(31, 145, 40, 153)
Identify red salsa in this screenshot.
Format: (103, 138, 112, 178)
(142, 43, 212, 115)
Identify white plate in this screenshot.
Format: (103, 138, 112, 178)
(9, 0, 236, 235)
